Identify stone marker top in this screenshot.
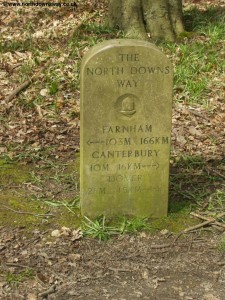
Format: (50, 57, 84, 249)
(81, 39, 168, 65)
(81, 39, 173, 134)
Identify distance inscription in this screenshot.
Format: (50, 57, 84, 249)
(87, 185, 159, 195)
(86, 136, 169, 146)
(89, 162, 159, 172)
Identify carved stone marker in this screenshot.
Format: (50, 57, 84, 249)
(80, 39, 173, 218)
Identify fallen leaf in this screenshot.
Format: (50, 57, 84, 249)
(40, 88, 48, 97)
(51, 230, 61, 237)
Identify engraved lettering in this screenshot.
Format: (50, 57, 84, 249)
(154, 150, 160, 156)
(102, 125, 152, 134)
(131, 67, 137, 74)
(92, 150, 159, 159)
(165, 66, 170, 74)
(124, 138, 131, 145)
(90, 164, 109, 172)
(86, 67, 124, 76)
(148, 66, 156, 73)
(131, 66, 170, 75)
(140, 136, 169, 144)
(118, 163, 141, 170)
(157, 66, 164, 73)
(155, 137, 160, 144)
(139, 67, 147, 74)
(162, 137, 169, 144)
(119, 53, 139, 62)
(100, 188, 106, 194)
(106, 138, 131, 146)
(107, 175, 142, 182)
(88, 187, 106, 195)
(86, 65, 170, 76)
(117, 79, 139, 88)
(118, 186, 142, 193)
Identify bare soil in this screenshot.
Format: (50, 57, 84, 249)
(1, 226, 225, 300)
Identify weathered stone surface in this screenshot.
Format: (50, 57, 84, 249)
(80, 39, 173, 218)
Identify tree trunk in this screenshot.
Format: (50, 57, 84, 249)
(108, 0, 184, 41)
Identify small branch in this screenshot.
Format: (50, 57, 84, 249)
(205, 166, 225, 179)
(5, 263, 34, 270)
(5, 12, 97, 104)
(172, 232, 183, 245)
(5, 60, 51, 103)
(109, 267, 131, 273)
(191, 212, 225, 229)
(183, 212, 225, 233)
(183, 220, 212, 233)
(187, 108, 209, 121)
(5, 79, 33, 102)
(212, 225, 225, 232)
(38, 284, 56, 298)
(150, 243, 171, 249)
(0, 205, 54, 218)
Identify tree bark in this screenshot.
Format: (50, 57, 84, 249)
(108, 0, 185, 41)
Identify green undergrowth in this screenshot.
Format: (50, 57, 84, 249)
(161, 6, 224, 105)
(218, 237, 225, 253)
(0, 154, 199, 236)
(81, 201, 196, 241)
(1, 155, 224, 239)
(0, 158, 81, 229)
(5, 269, 34, 286)
(81, 200, 199, 241)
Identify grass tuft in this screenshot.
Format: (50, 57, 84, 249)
(82, 216, 153, 241)
(82, 216, 118, 241)
(218, 237, 225, 253)
(6, 269, 34, 286)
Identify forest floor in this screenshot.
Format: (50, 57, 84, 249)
(0, 0, 225, 299)
(1, 227, 225, 300)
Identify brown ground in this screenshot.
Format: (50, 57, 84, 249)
(1, 227, 225, 300)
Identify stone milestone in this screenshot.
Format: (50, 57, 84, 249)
(80, 39, 173, 218)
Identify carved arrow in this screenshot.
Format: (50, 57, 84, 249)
(87, 139, 105, 146)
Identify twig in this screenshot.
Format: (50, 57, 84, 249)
(5, 11, 98, 104)
(109, 267, 131, 273)
(150, 243, 171, 249)
(204, 166, 225, 179)
(191, 212, 225, 229)
(183, 212, 225, 233)
(172, 232, 183, 245)
(183, 220, 214, 233)
(5, 79, 33, 102)
(5, 263, 34, 270)
(187, 108, 209, 121)
(0, 205, 54, 218)
(38, 284, 56, 298)
(5, 60, 51, 103)
(212, 225, 225, 232)
(150, 249, 171, 254)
